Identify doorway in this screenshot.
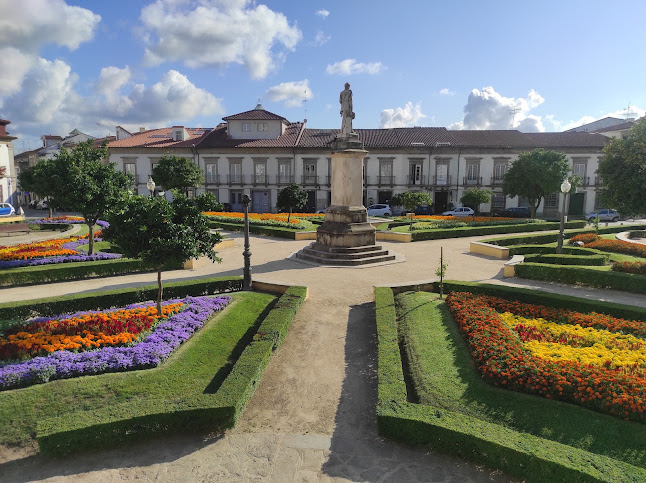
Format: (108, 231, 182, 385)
(434, 191, 448, 213)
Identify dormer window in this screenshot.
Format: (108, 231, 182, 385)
(258, 122, 268, 132)
(242, 123, 251, 132)
(174, 131, 182, 141)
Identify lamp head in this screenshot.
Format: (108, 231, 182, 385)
(242, 194, 251, 206)
(147, 175, 155, 192)
(560, 179, 571, 194)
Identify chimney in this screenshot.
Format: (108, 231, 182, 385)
(0, 120, 9, 137)
(139, 127, 145, 133)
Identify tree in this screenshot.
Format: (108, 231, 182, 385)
(460, 187, 493, 215)
(194, 191, 224, 212)
(151, 155, 203, 194)
(104, 193, 222, 314)
(502, 149, 570, 218)
(276, 183, 308, 222)
(596, 118, 646, 216)
(390, 191, 432, 228)
(18, 160, 57, 218)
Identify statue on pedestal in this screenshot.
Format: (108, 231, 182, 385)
(339, 82, 355, 137)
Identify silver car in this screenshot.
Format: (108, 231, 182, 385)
(586, 209, 619, 222)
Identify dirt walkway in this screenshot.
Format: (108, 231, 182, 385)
(1, 232, 643, 481)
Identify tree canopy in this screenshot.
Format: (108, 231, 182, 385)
(194, 191, 224, 212)
(459, 187, 493, 214)
(502, 149, 570, 218)
(596, 118, 646, 216)
(276, 183, 308, 222)
(104, 193, 222, 314)
(151, 155, 203, 193)
(390, 191, 432, 212)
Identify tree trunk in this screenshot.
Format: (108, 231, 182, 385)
(48, 207, 53, 219)
(157, 268, 163, 316)
(288, 208, 292, 223)
(87, 223, 94, 255)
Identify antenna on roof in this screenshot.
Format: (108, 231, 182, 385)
(509, 106, 520, 128)
(624, 102, 637, 120)
(303, 90, 308, 123)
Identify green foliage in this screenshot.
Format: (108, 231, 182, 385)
(410, 220, 586, 241)
(104, 193, 222, 313)
(597, 118, 646, 216)
(151, 154, 203, 192)
(276, 183, 308, 222)
(194, 191, 224, 212)
(502, 149, 570, 218)
(523, 253, 608, 266)
(390, 191, 432, 212)
(459, 187, 492, 214)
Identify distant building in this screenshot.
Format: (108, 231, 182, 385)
(108, 104, 610, 218)
(0, 120, 18, 207)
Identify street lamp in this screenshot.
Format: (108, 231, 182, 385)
(146, 176, 155, 198)
(556, 178, 571, 254)
(242, 194, 252, 290)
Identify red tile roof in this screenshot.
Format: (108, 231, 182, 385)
(222, 108, 288, 122)
(591, 121, 635, 133)
(108, 127, 212, 148)
(198, 123, 303, 148)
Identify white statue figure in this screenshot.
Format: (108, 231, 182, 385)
(339, 82, 355, 136)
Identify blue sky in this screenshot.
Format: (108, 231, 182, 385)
(2, 0, 645, 154)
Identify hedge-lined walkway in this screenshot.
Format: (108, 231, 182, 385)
(1, 230, 645, 481)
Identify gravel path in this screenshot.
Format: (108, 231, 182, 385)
(1, 231, 643, 482)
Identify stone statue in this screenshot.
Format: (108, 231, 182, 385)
(339, 82, 354, 136)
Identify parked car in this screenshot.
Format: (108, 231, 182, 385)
(402, 205, 434, 216)
(441, 206, 475, 217)
(0, 203, 15, 216)
(366, 204, 392, 217)
(36, 200, 49, 210)
(586, 209, 619, 222)
(494, 206, 531, 218)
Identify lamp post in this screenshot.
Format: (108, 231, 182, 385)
(556, 178, 571, 254)
(242, 194, 252, 290)
(147, 176, 155, 198)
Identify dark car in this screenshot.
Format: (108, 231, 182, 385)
(495, 207, 531, 218)
(401, 205, 434, 216)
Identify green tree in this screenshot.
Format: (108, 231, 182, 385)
(596, 118, 646, 216)
(502, 149, 570, 218)
(151, 155, 203, 194)
(194, 191, 224, 212)
(276, 183, 308, 222)
(18, 160, 57, 217)
(104, 193, 222, 314)
(390, 191, 432, 214)
(460, 187, 493, 215)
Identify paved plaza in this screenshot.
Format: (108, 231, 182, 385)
(1, 230, 643, 482)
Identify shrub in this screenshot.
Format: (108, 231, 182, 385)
(523, 253, 608, 266)
(569, 233, 601, 244)
(612, 261, 646, 275)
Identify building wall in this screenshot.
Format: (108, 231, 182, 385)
(0, 142, 17, 205)
(227, 119, 285, 140)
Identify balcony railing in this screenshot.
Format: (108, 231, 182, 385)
(252, 174, 268, 186)
(277, 175, 294, 185)
(431, 175, 452, 186)
(227, 174, 245, 185)
(595, 176, 603, 186)
(490, 176, 505, 186)
(463, 176, 482, 186)
(302, 175, 318, 186)
(407, 175, 427, 186)
(378, 175, 394, 186)
(205, 174, 219, 184)
(578, 176, 590, 187)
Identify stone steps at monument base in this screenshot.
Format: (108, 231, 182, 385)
(301, 246, 390, 260)
(309, 243, 385, 254)
(295, 251, 396, 266)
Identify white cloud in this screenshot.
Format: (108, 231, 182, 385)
(326, 58, 384, 76)
(316, 9, 330, 18)
(266, 80, 312, 108)
(0, 47, 35, 97)
(0, 0, 100, 52)
(455, 86, 545, 132)
(380, 102, 426, 128)
(439, 88, 454, 96)
(141, 0, 301, 79)
(313, 30, 331, 46)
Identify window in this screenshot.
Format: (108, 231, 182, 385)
(229, 161, 242, 184)
(206, 163, 217, 183)
(466, 164, 479, 183)
(574, 163, 586, 180)
(492, 192, 505, 209)
(379, 159, 393, 184)
(278, 162, 291, 183)
(124, 162, 136, 182)
(174, 130, 182, 141)
(258, 122, 268, 132)
(409, 160, 422, 185)
(494, 163, 507, 182)
(436, 164, 448, 185)
(303, 159, 317, 184)
(242, 123, 251, 132)
(253, 162, 266, 184)
(544, 193, 558, 209)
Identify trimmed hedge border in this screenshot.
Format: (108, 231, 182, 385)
(523, 253, 608, 266)
(0, 258, 182, 287)
(507, 245, 602, 256)
(208, 220, 300, 239)
(410, 220, 586, 241)
(375, 281, 646, 482)
(0, 276, 243, 322)
(35, 284, 307, 455)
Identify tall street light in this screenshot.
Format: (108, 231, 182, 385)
(147, 176, 155, 198)
(556, 178, 571, 254)
(242, 194, 252, 290)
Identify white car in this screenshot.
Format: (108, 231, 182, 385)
(442, 207, 475, 217)
(366, 204, 392, 217)
(0, 203, 15, 216)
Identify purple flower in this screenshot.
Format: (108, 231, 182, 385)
(0, 296, 232, 391)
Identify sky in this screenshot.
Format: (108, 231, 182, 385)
(2, 0, 645, 154)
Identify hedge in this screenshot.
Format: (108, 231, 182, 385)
(35, 285, 306, 455)
(0, 276, 243, 323)
(26, 223, 73, 232)
(0, 258, 182, 287)
(208, 220, 311, 239)
(508, 245, 602, 256)
(410, 220, 586, 241)
(522, 253, 608, 266)
(375, 283, 646, 482)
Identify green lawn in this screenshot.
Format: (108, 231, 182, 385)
(0, 291, 275, 448)
(395, 290, 646, 469)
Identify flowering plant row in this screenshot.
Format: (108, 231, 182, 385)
(570, 233, 646, 258)
(445, 292, 645, 422)
(612, 261, 646, 275)
(30, 216, 110, 229)
(0, 295, 231, 390)
(203, 211, 314, 229)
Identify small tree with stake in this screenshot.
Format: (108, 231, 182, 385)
(152, 154, 204, 196)
(390, 191, 432, 228)
(104, 192, 222, 314)
(276, 183, 308, 222)
(460, 187, 493, 216)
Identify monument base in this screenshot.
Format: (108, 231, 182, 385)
(315, 205, 375, 248)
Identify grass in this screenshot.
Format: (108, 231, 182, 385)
(0, 290, 275, 448)
(395, 290, 646, 469)
(76, 241, 112, 253)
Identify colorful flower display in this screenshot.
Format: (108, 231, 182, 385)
(0, 295, 231, 390)
(203, 211, 319, 229)
(445, 292, 646, 422)
(569, 233, 646, 258)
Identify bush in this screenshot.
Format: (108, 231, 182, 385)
(612, 261, 646, 275)
(208, 221, 308, 239)
(508, 245, 602, 256)
(411, 220, 586, 241)
(523, 253, 608, 266)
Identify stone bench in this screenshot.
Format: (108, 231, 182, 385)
(0, 222, 30, 237)
(469, 241, 509, 259)
(503, 255, 525, 277)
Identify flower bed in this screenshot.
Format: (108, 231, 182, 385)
(570, 233, 646, 258)
(0, 295, 231, 390)
(30, 216, 110, 229)
(445, 291, 646, 422)
(203, 211, 320, 229)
